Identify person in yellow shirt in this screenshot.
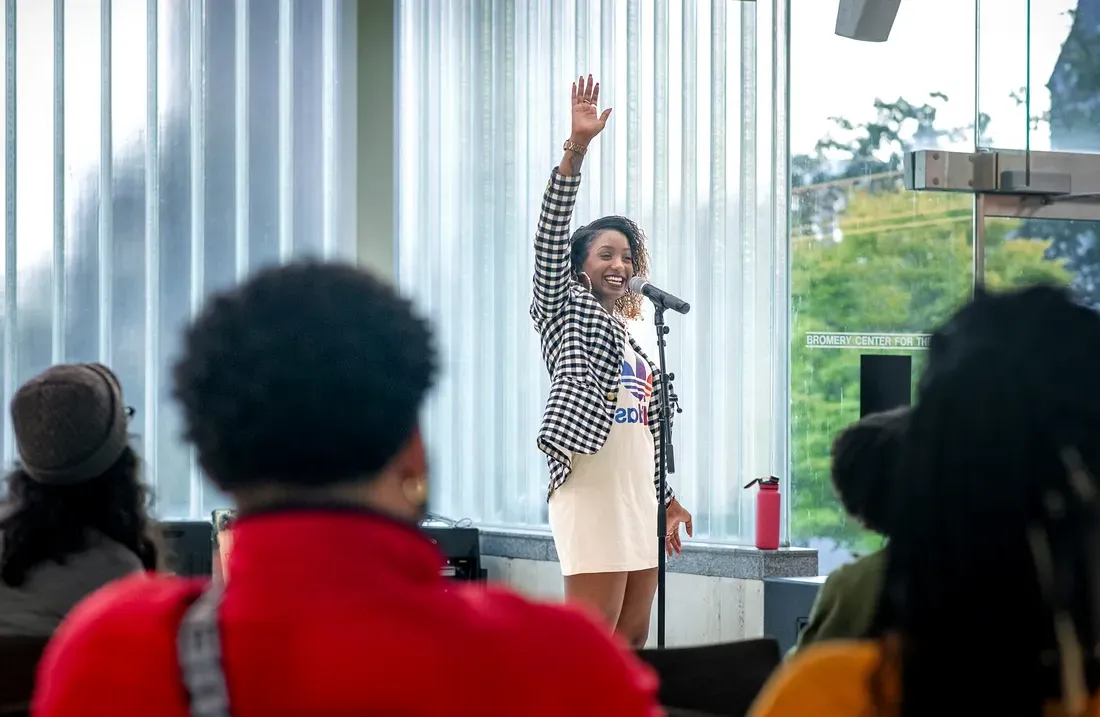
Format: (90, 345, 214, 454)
(751, 285, 1100, 717)
(792, 407, 907, 654)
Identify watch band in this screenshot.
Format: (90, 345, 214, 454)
(563, 139, 588, 156)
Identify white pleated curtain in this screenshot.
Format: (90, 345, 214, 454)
(397, 0, 789, 544)
(0, 0, 357, 518)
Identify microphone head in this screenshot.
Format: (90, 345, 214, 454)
(628, 276, 648, 294)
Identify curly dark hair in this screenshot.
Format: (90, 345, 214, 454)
(172, 261, 439, 491)
(869, 285, 1100, 716)
(0, 446, 163, 587)
(829, 407, 908, 536)
(569, 215, 651, 320)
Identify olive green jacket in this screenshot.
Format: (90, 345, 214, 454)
(793, 547, 887, 654)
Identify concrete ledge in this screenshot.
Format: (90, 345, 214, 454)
(479, 528, 817, 580)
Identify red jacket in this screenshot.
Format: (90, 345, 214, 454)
(33, 509, 662, 716)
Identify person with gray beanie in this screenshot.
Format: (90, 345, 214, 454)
(0, 363, 163, 636)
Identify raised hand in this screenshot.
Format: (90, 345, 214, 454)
(570, 74, 612, 145)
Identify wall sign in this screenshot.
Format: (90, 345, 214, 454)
(805, 332, 932, 350)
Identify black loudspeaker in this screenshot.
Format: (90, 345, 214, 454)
(860, 354, 912, 417)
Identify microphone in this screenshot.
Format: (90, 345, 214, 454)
(629, 277, 690, 314)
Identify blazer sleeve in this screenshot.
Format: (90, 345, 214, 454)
(650, 369, 676, 506)
(530, 168, 583, 322)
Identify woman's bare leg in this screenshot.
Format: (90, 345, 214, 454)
(615, 568, 658, 648)
(563, 571, 630, 628)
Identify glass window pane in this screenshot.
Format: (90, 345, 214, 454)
(789, 0, 976, 571)
(976, 0, 1077, 152)
(979, 0, 1100, 302)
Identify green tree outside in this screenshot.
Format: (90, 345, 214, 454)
(789, 177, 1071, 553)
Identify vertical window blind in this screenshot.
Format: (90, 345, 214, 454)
(0, 0, 356, 518)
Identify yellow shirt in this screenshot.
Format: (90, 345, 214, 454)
(750, 639, 1100, 717)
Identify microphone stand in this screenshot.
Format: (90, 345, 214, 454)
(653, 304, 680, 649)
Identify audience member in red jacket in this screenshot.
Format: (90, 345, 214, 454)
(33, 262, 662, 717)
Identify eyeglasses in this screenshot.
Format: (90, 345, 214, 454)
(125, 406, 135, 420)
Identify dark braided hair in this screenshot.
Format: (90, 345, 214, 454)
(830, 407, 908, 536)
(0, 446, 163, 586)
(569, 215, 650, 320)
(869, 285, 1100, 716)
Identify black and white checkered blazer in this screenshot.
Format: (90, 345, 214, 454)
(530, 168, 675, 506)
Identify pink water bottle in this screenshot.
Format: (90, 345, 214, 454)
(745, 476, 781, 550)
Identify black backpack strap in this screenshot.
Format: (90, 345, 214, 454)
(178, 583, 231, 717)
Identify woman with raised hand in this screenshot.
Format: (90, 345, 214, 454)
(531, 74, 692, 648)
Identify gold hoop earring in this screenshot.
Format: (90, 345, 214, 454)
(577, 272, 593, 292)
(401, 476, 429, 507)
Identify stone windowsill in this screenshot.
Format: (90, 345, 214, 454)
(478, 527, 818, 580)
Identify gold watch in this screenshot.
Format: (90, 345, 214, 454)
(563, 139, 587, 156)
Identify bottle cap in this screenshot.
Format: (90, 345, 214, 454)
(743, 476, 780, 490)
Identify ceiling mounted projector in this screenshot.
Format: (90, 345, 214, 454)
(835, 0, 902, 42)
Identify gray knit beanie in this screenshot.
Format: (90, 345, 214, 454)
(10, 363, 129, 485)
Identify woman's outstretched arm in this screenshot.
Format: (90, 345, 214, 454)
(530, 166, 582, 321)
(530, 75, 612, 321)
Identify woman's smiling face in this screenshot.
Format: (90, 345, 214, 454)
(581, 229, 633, 306)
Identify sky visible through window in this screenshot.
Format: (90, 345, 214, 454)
(792, 0, 1076, 156)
